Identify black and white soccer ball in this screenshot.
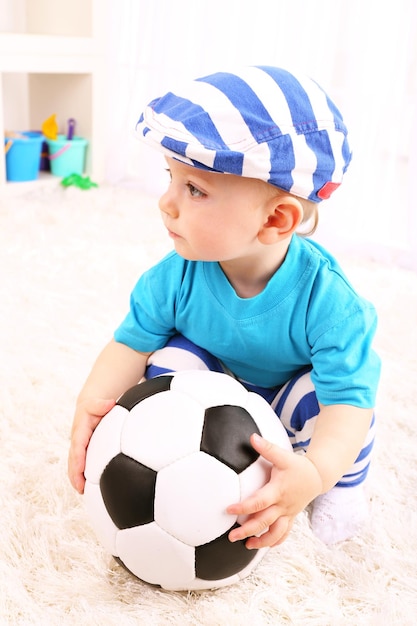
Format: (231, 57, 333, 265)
(84, 370, 292, 591)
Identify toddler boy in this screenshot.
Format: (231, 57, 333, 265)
(69, 66, 380, 546)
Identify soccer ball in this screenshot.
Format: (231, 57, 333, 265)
(84, 370, 292, 591)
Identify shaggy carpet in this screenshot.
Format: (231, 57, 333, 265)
(1, 182, 416, 625)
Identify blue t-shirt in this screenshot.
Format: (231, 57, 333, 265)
(114, 236, 380, 408)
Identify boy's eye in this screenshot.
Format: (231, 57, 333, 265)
(186, 183, 205, 198)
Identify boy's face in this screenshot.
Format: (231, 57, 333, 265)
(159, 158, 273, 262)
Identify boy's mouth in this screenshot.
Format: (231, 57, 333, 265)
(167, 228, 182, 240)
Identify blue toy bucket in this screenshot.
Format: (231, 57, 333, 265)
(46, 135, 88, 177)
(4, 131, 43, 181)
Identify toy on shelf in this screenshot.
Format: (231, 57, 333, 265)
(4, 131, 25, 155)
(41, 114, 59, 140)
(42, 115, 88, 177)
(66, 118, 76, 140)
(4, 131, 44, 181)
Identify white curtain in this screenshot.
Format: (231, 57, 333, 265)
(103, 0, 417, 269)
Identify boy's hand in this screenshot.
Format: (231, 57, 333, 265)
(227, 433, 322, 548)
(68, 397, 116, 494)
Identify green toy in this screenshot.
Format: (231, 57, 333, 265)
(60, 173, 98, 190)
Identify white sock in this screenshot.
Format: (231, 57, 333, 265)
(310, 485, 369, 545)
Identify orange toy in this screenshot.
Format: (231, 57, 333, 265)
(41, 114, 59, 140)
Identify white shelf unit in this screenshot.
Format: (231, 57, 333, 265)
(0, 0, 108, 186)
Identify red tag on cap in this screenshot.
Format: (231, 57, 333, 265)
(317, 181, 340, 200)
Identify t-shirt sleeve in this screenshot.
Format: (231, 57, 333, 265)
(309, 303, 381, 408)
(113, 253, 179, 352)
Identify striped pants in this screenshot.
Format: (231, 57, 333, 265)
(145, 335, 375, 488)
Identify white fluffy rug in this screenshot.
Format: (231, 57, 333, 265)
(1, 182, 417, 626)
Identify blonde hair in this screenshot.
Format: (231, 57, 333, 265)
(296, 197, 319, 237)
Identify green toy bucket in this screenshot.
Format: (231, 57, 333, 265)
(4, 131, 43, 181)
(46, 135, 88, 177)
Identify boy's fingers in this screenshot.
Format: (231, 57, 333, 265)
(227, 478, 278, 516)
(228, 504, 280, 542)
(69, 398, 115, 494)
(250, 432, 293, 467)
(245, 516, 293, 550)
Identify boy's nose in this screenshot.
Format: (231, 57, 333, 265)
(159, 189, 179, 218)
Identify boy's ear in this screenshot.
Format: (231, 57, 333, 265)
(258, 196, 303, 244)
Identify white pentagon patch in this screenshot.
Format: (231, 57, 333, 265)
(155, 451, 239, 546)
(116, 522, 195, 589)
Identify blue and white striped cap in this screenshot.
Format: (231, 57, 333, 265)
(136, 66, 352, 203)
